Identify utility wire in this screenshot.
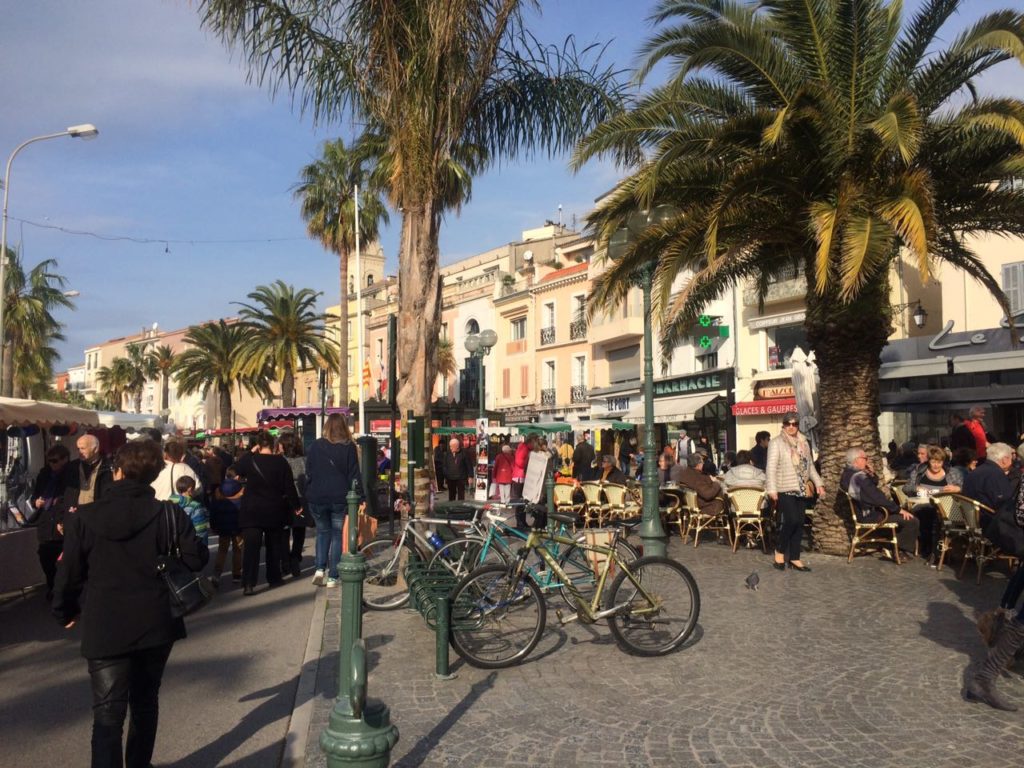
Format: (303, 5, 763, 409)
(12, 216, 308, 245)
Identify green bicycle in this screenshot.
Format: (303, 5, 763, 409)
(449, 505, 701, 669)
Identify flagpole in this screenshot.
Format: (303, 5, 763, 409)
(354, 184, 365, 436)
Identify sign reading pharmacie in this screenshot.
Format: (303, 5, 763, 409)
(652, 368, 735, 398)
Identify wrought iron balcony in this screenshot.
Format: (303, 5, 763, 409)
(540, 326, 556, 346)
(570, 384, 587, 404)
(540, 387, 556, 406)
(569, 318, 587, 340)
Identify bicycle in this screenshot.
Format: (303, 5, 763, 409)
(448, 504, 700, 669)
(429, 507, 640, 607)
(360, 504, 488, 610)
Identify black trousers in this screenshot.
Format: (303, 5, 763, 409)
(241, 526, 283, 587)
(38, 540, 63, 594)
(280, 527, 306, 570)
(775, 494, 808, 562)
(447, 479, 466, 501)
(87, 642, 173, 768)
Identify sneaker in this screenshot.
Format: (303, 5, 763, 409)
(325, 577, 339, 588)
(312, 569, 325, 586)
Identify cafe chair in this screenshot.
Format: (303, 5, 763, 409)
(725, 487, 769, 553)
(579, 481, 605, 527)
(840, 490, 901, 564)
(602, 483, 640, 524)
(687, 488, 732, 548)
(933, 493, 998, 583)
(890, 483, 911, 511)
(552, 483, 582, 529)
(660, 485, 687, 539)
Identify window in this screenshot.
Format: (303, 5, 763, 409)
(544, 361, 556, 389)
(574, 356, 587, 386)
(573, 295, 586, 322)
(698, 353, 719, 371)
(767, 324, 808, 370)
(607, 344, 640, 384)
(367, 274, 374, 286)
(1003, 262, 1024, 314)
(511, 317, 526, 340)
(441, 322, 448, 340)
(520, 365, 529, 396)
(466, 318, 480, 335)
(306, 386, 312, 404)
(544, 302, 555, 327)
(377, 338, 384, 359)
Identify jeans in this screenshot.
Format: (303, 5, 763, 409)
(87, 643, 173, 768)
(309, 502, 346, 579)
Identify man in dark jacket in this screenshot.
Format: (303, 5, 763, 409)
(963, 441, 1015, 512)
(676, 453, 724, 517)
(840, 448, 919, 557)
(65, 434, 114, 513)
(442, 438, 474, 500)
(571, 432, 595, 481)
(31, 444, 73, 600)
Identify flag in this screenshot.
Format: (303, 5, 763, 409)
(362, 360, 372, 393)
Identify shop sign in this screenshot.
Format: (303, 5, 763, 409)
(653, 372, 721, 397)
(749, 311, 806, 330)
(606, 396, 631, 412)
(369, 419, 402, 437)
(731, 398, 797, 416)
(754, 380, 794, 399)
(929, 320, 994, 352)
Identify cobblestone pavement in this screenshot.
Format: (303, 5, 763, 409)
(304, 537, 1024, 767)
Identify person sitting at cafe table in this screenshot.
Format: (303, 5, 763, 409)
(597, 454, 628, 485)
(721, 450, 766, 490)
(962, 442, 1015, 514)
(840, 449, 919, 560)
(677, 453, 725, 518)
(903, 444, 959, 563)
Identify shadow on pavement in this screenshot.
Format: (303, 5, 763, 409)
(392, 671, 498, 768)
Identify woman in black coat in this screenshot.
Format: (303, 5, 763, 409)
(233, 431, 301, 595)
(30, 443, 72, 601)
(53, 438, 208, 768)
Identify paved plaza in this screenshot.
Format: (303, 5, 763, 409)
(304, 537, 1024, 768)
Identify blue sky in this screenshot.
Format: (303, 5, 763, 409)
(0, 0, 1019, 368)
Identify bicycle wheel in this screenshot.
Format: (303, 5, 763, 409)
(605, 555, 700, 656)
(557, 536, 640, 608)
(449, 564, 546, 669)
(360, 536, 413, 610)
(429, 537, 508, 580)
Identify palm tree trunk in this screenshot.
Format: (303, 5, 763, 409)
(2, 331, 18, 398)
(218, 385, 232, 430)
(338, 244, 350, 407)
(134, 390, 143, 414)
(161, 373, 170, 413)
(805, 277, 894, 556)
(282, 368, 295, 408)
(397, 202, 442, 511)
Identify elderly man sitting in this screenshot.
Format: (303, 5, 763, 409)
(840, 448, 920, 560)
(677, 452, 725, 517)
(962, 441, 1015, 514)
(721, 449, 766, 490)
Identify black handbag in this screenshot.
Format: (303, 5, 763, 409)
(157, 502, 214, 618)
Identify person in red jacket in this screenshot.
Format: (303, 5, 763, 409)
(511, 435, 537, 500)
(965, 405, 988, 461)
(492, 444, 515, 502)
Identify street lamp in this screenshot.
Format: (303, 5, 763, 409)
(607, 204, 678, 558)
(464, 329, 498, 421)
(891, 299, 928, 329)
(1, 124, 99, 392)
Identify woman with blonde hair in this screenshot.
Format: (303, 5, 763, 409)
(305, 414, 360, 588)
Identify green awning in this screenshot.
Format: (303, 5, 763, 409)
(516, 422, 572, 435)
(433, 426, 477, 435)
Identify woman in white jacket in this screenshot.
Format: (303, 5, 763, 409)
(765, 412, 824, 572)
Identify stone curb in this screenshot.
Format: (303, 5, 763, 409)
(282, 585, 327, 768)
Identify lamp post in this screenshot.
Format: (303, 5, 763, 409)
(1, 124, 98, 393)
(607, 205, 678, 558)
(464, 329, 498, 421)
(891, 299, 928, 329)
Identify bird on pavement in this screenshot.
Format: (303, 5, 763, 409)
(744, 571, 759, 591)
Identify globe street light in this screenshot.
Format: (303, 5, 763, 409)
(464, 329, 498, 421)
(0, 124, 99, 392)
(607, 204, 678, 558)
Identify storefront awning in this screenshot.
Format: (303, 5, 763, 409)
(621, 392, 720, 424)
(878, 357, 950, 379)
(953, 350, 1024, 374)
(731, 397, 797, 416)
(256, 406, 351, 420)
(0, 397, 100, 429)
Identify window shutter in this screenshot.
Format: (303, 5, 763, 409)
(520, 365, 529, 397)
(502, 368, 511, 398)
(1003, 262, 1024, 314)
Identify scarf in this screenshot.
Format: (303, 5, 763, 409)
(780, 429, 810, 489)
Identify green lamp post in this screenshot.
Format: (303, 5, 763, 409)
(464, 329, 498, 420)
(319, 488, 399, 767)
(606, 205, 678, 558)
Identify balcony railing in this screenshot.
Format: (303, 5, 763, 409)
(540, 326, 556, 346)
(570, 384, 587, 404)
(540, 388, 556, 406)
(570, 318, 587, 340)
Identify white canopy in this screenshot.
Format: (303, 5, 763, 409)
(0, 397, 100, 429)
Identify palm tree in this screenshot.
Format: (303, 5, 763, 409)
(199, 0, 624, 426)
(148, 344, 176, 414)
(95, 358, 134, 412)
(234, 280, 340, 408)
(435, 338, 457, 399)
(122, 343, 157, 414)
(173, 320, 272, 430)
(0, 249, 74, 398)
(294, 136, 389, 403)
(576, 0, 1024, 554)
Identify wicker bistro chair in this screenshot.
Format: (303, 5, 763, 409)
(890, 483, 911, 511)
(932, 493, 998, 583)
(579, 481, 605, 527)
(840, 490, 902, 564)
(686, 488, 732, 548)
(553, 483, 583, 529)
(726, 487, 769, 553)
(602, 482, 640, 524)
(660, 485, 688, 539)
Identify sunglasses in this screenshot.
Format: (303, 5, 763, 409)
(48, 459, 64, 465)
(782, 421, 799, 427)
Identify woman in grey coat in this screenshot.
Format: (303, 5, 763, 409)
(765, 412, 824, 572)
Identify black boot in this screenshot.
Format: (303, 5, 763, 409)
(966, 616, 1024, 711)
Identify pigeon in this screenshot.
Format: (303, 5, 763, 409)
(744, 571, 759, 591)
